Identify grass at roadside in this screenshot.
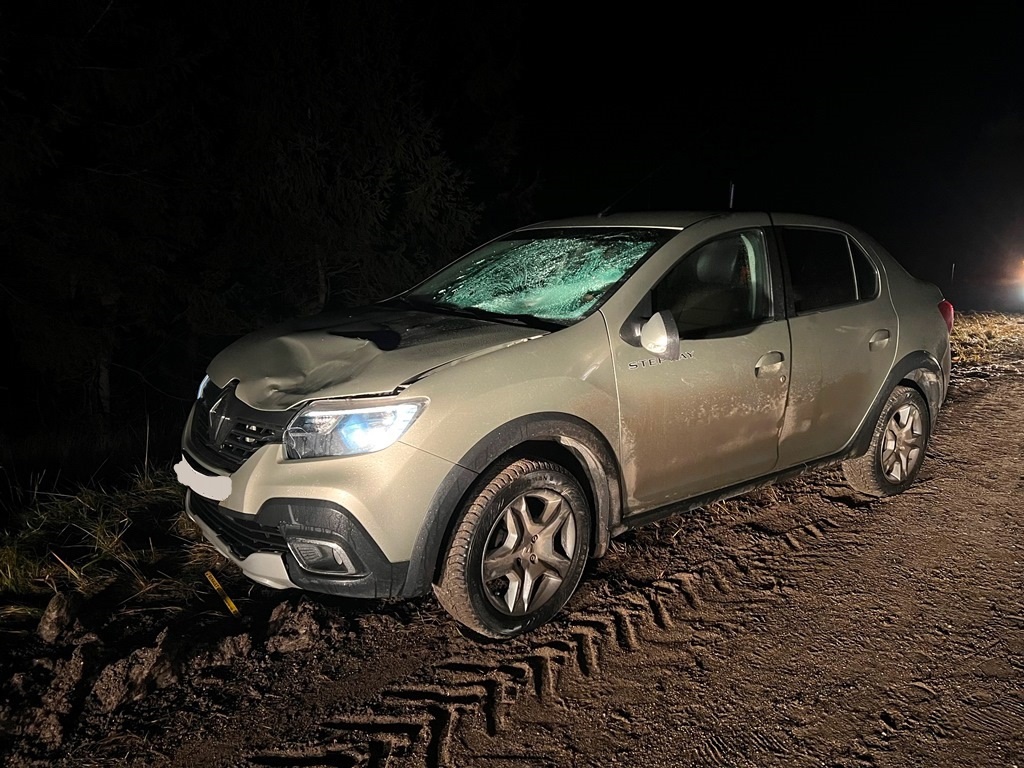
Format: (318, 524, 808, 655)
(0, 466, 220, 622)
(2, 311, 1022, 627)
(949, 311, 1024, 367)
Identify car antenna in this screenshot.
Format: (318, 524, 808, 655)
(598, 165, 663, 218)
(728, 180, 735, 210)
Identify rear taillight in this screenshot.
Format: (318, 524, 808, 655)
(938, 299, 954, 333)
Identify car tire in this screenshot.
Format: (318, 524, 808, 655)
(843, 385, 930, 497)
(434, 458, 591, 639)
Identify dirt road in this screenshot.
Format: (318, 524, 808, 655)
(4, 362, 1023, 767)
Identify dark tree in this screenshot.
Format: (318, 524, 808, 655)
(0, 0, 528, 482)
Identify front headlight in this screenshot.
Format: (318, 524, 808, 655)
(283, 399, 427, 459)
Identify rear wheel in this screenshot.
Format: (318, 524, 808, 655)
(434, 458, 591, 639)
(843, 385, 930, 496)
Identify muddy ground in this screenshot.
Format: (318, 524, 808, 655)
(2, 347, 1023, 767)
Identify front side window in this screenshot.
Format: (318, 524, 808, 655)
(781, 228, 878, 313)
(405, 228, 675, 324)
(653, 229, 772, 335)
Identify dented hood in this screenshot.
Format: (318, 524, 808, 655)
(207, 306, 546, 410)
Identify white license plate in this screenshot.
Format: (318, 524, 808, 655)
(174, 456, 232, 501)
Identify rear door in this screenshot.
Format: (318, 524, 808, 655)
(773, 220, 898, 468)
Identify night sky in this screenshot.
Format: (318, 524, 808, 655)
(498, 8, 1022, 297)
(8, 4, 1024, 288)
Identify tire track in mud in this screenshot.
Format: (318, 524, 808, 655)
(246, 501, 856, 768)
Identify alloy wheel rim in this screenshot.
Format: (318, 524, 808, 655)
(880, 403, 925, 483)
(480, 489, 578, 616)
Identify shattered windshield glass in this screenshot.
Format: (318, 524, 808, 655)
(406, 228, 675, 324)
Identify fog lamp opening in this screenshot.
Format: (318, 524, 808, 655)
(287, 537, 359, 576)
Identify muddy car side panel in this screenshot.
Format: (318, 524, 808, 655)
(609, 320, 791, 513)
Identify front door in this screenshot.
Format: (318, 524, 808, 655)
(610, 227, 791, 515)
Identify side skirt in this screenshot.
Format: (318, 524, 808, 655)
(616, 447, 857, 535)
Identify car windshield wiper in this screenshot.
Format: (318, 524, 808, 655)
(383, 297, 563, 330)
(380, 295, 438, 312)
(436, 303, 568, 330)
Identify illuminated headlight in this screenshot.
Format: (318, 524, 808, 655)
(197, 374, 211, 400)
(283, 399, 426, 459)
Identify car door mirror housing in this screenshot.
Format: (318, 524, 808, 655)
(640, 310, 681, 360)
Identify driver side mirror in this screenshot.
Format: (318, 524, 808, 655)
(640, 310, 680, 360)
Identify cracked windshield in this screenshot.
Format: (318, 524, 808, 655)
(409, 228, 673, 323)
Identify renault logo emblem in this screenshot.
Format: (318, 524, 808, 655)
(207, 391, 234, 447)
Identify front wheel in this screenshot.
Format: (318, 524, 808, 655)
(843, 385, 930, 496)
(434, 458, 591, 639)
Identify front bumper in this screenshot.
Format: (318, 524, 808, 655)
(186, 490, 411, 598)
(179, 380, 474, 595)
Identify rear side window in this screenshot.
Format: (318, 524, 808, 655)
(780, 228, 878, 313)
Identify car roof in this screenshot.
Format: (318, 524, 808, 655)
(514, 211, 860, 233)
(516, 211, 717, 231)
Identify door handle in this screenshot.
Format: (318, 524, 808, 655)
(869, 329, 891, 351)
(755, 351, 785, 377)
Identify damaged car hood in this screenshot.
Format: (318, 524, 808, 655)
(206, 306, 546, 410)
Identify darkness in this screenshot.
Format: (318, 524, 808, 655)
(515, 10, 1024, 282)
(1, 2, 1022, 490)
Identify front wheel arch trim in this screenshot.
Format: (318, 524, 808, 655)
(401, 413, 622, 598)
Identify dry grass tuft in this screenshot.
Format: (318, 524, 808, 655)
(0, 466, 215, 622)
(950, 311, 1024, 366)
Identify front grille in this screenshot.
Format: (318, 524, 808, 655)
(188, 492, 288, 560)
(187, 382, 293, 473)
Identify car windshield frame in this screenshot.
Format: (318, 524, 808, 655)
(399, 227, 678, 327)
